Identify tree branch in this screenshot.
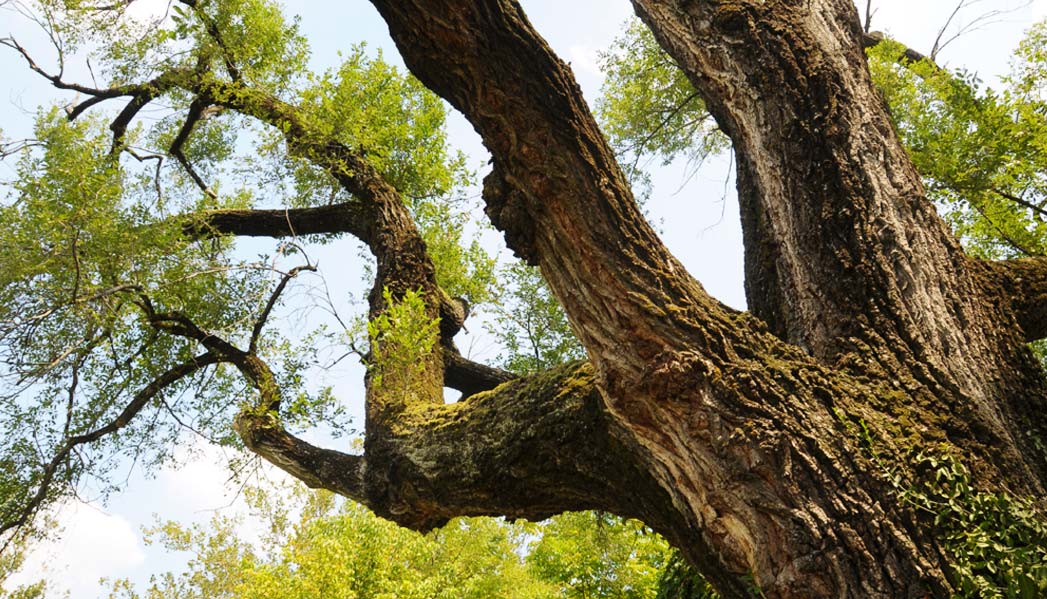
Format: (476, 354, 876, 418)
(237, 360, 643, 531)
(170, 98, 217, 199)
(863, 31, 938, 67)
(250, 264, 316, 353)
(986, 257, 1047, 341)
(0, 352, 220, 539)
(176, 0, 241, 81)
(442, 345, 516, 398)
(182, 203, 371, 240)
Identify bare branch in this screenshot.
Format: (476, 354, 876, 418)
(864, 0, 876, 34)
(931, 0, 1031, 61)
(170, 98, 218, 199)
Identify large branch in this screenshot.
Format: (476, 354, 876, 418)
(628, 1, 1034, 406)
(369, 0, 732, 386)
(986, 257, 1047, 341)
(238, 361, 650, 529)
(183, 203, 371, 240)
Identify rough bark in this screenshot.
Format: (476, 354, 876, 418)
(15, 1, 1047, 597)
(352, 1, 1047, 597)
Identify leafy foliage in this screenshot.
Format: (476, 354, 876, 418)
(486, 263, 585, 375)
(0, 0, 492, 533)
(866, 26, 1047, 259)
(597, 19, 728, 176)
(527, 511, 670, 599)
(898, 453, 1047, 598)
(104, 483, 685, 599)
(366, 288, 440, 400)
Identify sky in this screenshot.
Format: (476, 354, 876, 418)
(1, 0, 1045, 596)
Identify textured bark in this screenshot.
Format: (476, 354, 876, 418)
(30, 1, 1043, 597)
(987, 257, 1047, 341)
(346, 1, 1047, 597)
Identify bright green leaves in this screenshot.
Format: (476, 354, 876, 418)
(896, 453, 1047, 598)
(109, 486, 555, 599)
(866, 27, 1047, 259)
(105, 484, 688, 599)
(272, 47, 495, 304)
(183, 0, 309, 89)
(596, 19, 728, 176)
(486, 263, 585, 375)
(527, 511, 671, 599)
(294, 47, 468, 204)
(0, 108, 278, 529)
(367, 289, 440, 402)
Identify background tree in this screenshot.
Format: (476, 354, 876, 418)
(105, 483, 681, 599)
(0, 0, 1046, 598)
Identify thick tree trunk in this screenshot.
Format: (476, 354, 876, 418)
(350, 1, 1047, 597)
(203, 2, 1047, 597)
(22, 1, 1046, 593)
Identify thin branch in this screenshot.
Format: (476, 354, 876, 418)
(124, 147, 165, 202)
(991, 188, 1047, 220)
(250, 264, 317, 353)
(968, 199, 1039, 257)
(627, 91, 702, 157)
(176, 0, 241, 81)
(0, 352, 221, 541)
(170, 98, 218, 199)
(930, 0, 1031, 61)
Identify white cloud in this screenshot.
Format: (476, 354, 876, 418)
(6, 501, 145, 598)
(568, 44, 602, 77)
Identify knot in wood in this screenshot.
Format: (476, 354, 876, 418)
(640, 350, 718, 398)
(482, 167, 539, 266)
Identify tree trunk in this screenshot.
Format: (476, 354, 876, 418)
(231, 1, 1047, 597)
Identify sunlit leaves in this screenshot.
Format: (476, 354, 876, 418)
(367, 288, 439, 401)
(596, 19, 728, 176)
(0, 109, 276, 526)
(105, 484, 683, 599)
(866, 27, 1047, 259)
(109, 485, 556, 599)
(485, 263, 584, 375)
(527, 511, 670, 599)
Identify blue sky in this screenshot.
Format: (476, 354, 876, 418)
(1, 0, 1045, 595)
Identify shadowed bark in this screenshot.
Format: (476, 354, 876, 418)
(8, 1, 1047, 597)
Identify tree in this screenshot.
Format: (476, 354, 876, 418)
(105, 483, 677, 599)
(1, 1, 1046, 598)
